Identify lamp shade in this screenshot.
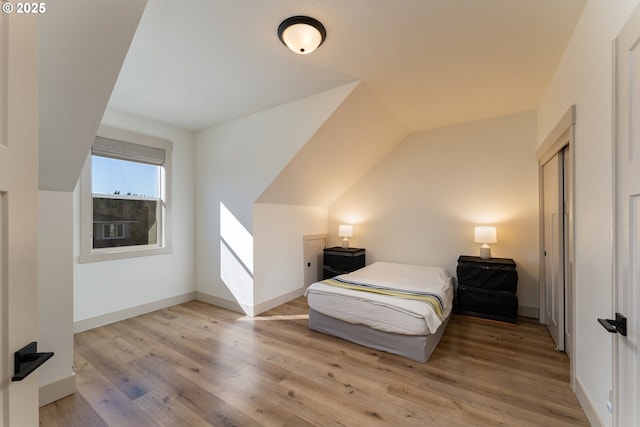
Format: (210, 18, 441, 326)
(474, 226, 497, 244)
(338, 224, 353, 238)
(278, 16, 326, 54)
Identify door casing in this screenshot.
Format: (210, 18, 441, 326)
(537, 106, 576, 387)
(612, 7, 640, 425)
(0, 10, 41, 426)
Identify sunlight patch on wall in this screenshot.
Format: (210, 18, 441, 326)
(220, 240, 253, 305)
(220, 202, 254, 306)
(220, 202, 253, 273)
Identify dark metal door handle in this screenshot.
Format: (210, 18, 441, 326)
(598, 313, 627, 336)
(11, 342, 54, 381)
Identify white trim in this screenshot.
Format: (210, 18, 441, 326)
(72, 289, 306, 333)
(253, 288, 306, 316)
(303, 233, 328, 288)
(0, 11, 6, 148)
(537, 105, 576, 163)
(194, 291, 248, 315)
(79, 125, 173, 263)
(73, 292, 195, 333)
(611, 35, 623, 427)
(39, 374, 76, 407)
(517, 304, 539, 319)
(195, 289, 306, 317)
(576, 378, 606, 427)
(78, 246, 173, 264)
(537, 105, 577, 387)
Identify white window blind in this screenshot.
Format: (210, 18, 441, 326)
(92, 136, 166, 166)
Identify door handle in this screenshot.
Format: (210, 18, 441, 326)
(598, 313, 627, 336)
(11, 342, 54, 381)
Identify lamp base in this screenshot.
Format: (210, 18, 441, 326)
(479, 246, 492, 259)
(341, 238, 350, 249)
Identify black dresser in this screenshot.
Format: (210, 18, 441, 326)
(456, 255, 518, 323)
(323, 247, 365, 279)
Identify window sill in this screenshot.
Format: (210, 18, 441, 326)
(78, 246, 173, 264)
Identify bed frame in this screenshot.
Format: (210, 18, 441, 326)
(309, 308, 451, 363)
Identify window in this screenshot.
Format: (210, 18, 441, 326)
(101, 223, 125, 240)
(91, 155, 160, 249)
(79, 125, 172, 262)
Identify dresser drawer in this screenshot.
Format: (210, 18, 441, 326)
(457, 286, 518, 323)
(456, 263, 518, 292)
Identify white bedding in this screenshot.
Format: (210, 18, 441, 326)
(305, 262, 454, 335)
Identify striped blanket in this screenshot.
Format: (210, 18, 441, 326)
(321, 276, 445, 319)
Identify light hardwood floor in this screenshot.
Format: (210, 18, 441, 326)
(40, 297, 589, 426)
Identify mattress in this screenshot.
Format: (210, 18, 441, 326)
(309, 308, 451, 363)
(305, 261, 454, 336)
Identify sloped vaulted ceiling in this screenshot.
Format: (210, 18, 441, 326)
(38, 0, 147, 191)
(37, 0, 587, 191)
(257, 82, 407, 207)
(108, 0, 586, 133)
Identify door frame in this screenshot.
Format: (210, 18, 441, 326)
(612, 7, 640, 422)
(537, 105, 576, 387)
(541, 152, 564, 351)
(0, 9, 41, 426)
(303, 234, 327, 289)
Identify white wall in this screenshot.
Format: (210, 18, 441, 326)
(38, 191, 75, 405)
(329, 111, 540, 316)
(4, 13, 40, 422)
(73, 108, 196, 328)
(253, 204, 328, 312)
(36, 0, 146, 407)
(536, 1, 640, 426)
(194, 83, 357, 312)
(39, 0, 147, 192)
(258, 82, 407, 207)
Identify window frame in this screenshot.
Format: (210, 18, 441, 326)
(102, 222, 125, 240)
(79, 125, 173, 263)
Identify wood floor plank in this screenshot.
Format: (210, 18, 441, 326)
(40, 297, 588, 426)
(38, 390, 108, 427)
(72, 352, 158, 427)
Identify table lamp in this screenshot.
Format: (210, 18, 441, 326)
(338, 225, 353, 249)
(474, 226, 497, 259)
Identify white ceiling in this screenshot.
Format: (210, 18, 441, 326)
(107, 0, 586, 133)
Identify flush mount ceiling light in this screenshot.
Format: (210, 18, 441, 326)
(278, 16, 326, 55)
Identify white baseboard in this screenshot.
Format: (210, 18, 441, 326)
(73, 292, 196, 333)
(40, 374, 76, 407)
(253, 288, 305, 316)
(575, 377, 606, 427)
(518, 304, 539, 319)
(194, 288, 305, 316)
(194, 291, 247, 314)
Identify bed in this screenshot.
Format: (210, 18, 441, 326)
(304, 261, 454, 363)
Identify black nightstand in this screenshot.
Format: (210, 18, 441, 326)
(455, 255, 518, 323)
(323, 247, 365, 279)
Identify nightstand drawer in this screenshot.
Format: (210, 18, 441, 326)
(323, 247, 365, 279)
(457, 286, 518, 323)
(455, 255, 518, 323)
(456, 262, 517, 292)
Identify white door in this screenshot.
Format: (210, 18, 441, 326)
(543, 152, 564, 351)
(562, 145, 573, 358)
(303, 234, 327, 288)
(613, 5, 640, 426)
(0, 11, 41, 427)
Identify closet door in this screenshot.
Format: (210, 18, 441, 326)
(542, 152, 564, 351)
